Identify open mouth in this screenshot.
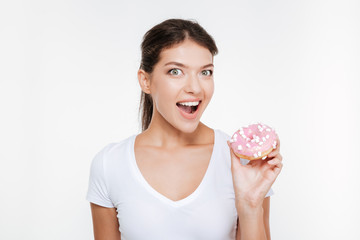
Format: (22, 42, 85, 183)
(176, 101, 201, 114)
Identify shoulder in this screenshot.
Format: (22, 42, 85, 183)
(214, 129, 232, 158)
(91, 134, 136, 166)
(215, 129, 232, 143)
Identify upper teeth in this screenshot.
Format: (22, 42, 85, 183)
(178, 101, 200, 106)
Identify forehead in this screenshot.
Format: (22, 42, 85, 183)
(157, 39, 213, 67)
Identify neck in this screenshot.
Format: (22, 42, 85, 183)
(142, 111, 209, 148)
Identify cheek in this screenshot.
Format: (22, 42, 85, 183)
(153, 75, 178, 91)
(151, 79, 177, 106)
(203, 80, 214, 99)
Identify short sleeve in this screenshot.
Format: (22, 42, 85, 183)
(265, 188, 274, 198)
(86, 145, 115, 208)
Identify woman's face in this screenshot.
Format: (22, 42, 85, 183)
(144, 39, 214, 133)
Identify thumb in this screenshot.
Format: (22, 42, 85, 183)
(227, 140, 243, 170)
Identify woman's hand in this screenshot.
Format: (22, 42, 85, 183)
(227, 136, 283, 210)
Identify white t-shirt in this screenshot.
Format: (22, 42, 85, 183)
(86, 129, 274, 240)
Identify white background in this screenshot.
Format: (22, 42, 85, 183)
(0, 0, 359, 239)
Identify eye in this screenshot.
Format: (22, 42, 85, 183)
(168, 68, 183, 76)
(201, 70, 213, 76)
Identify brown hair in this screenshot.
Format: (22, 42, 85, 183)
(138, 18, 218, 132)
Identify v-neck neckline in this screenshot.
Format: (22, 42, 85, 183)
(130, 129, 217, 208)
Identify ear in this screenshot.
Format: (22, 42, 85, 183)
(137, 69, 151, 94)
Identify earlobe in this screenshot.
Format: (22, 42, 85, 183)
(137, 69, 151, 94)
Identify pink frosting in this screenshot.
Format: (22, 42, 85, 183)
(230, 123, 278, 159)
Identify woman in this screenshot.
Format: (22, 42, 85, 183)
(86, 18, 283, 240)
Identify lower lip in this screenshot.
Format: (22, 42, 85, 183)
(177, 102, 201, 120)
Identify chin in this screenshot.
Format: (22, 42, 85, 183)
(176, 121, 201, 134)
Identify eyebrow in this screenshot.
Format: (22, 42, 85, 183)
(164, 61, 214, 69)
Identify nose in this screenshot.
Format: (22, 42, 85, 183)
(185, 73, 202, 94)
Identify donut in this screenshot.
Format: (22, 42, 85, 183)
(229, 123, 278, 161)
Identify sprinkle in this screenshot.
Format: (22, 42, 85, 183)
(246, 143, 251, 148)
(229, 139, 235, 143)
(255, 138, 259, 143)
(266, 135, 269, 139)
(266, 128, 271, 132)
(246, 138, 250, 142)
(253, 153, 258, 158)
(258, 151, 262, 156)
(251, 139, 255, 143)
(237, 145, 243, 150)
(259, 142, 263, 145)
(262, 137, 266, 142)
(262, 156, 267, 160)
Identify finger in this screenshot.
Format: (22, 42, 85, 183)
(273, 161, 283, 177)
(267, 157, 282, 166)
(275, 134, 280, 149)
(227, 140, 239, 157)
(268, 136, 281, 158)
(267, 149, 279, 158)
(247, 158, 262, 167)
(270, 153, 282, 161)
(227, 141, 241, 167)
(268, 156, 283, 170)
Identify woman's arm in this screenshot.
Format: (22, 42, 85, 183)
(263, 197, 271, 239)
(90, 203, 121, 240)
(236, 197, 270, 240)
(228, 135, 282, 240)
